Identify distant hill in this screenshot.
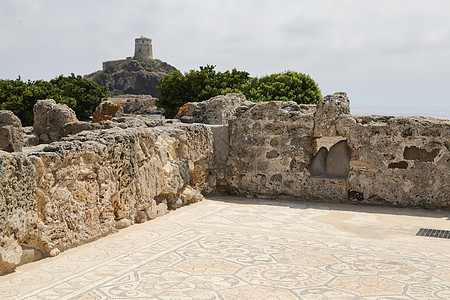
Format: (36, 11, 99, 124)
(85, 59, 177, 97)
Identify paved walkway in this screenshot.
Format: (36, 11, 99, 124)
(0, 196, 449, 299)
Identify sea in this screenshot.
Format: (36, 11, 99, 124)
(148, 107, 450, 121)
(350, 106, 450, 120)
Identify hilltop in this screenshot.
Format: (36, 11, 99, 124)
(85, 59, 177, 97)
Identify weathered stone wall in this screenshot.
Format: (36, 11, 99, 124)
(102, 58, 132, 71)
(175, 93, 250, 125)
(227, 101, 318, 198)
(0, 110, 23, 152)
(0, 152, 38, 272)
(338, 115, 449, 208)
(134, 37, 153, 61)
(0, 121, 213, 273)
(1, 91, 449, 273)
(226, 93, 450, 209)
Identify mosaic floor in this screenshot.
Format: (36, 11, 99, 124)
(0, 196, 449, 299)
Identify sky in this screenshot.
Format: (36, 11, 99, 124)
(1, 0, 450, 108)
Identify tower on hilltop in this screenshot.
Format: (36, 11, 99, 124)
(134, 37, 153, 61)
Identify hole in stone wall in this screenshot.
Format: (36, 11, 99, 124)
(388, 161, 408, 169)
(309, 138, 351, 178)
(266, 150, 279, 159)
(403, 146, 439, 162)
(348, 190, 364, 201)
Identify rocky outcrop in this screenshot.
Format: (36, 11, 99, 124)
(175, 93, 251, 125)
(32, 99, 78, 143)
(85, 60, 177, 97)
(0, 110, 23, 152)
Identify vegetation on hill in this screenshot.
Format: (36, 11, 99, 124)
(0, 74, 108, 125)
(85, 59, 178, 97)
(156, 65, 322, 118)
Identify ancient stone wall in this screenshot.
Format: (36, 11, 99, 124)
(134, 37, 153, 61)
(102, 58, 132, 71)
(227, 101, 318, 198)
(1, 92, 449, 273)
(338, 115, 449, 208)
(0, 121, 213, 273)
(226, 93, 449, 209)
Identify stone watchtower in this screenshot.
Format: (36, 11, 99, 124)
(133, 37, 153, 61)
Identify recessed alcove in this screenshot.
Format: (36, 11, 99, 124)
(309, 137, 351, 178)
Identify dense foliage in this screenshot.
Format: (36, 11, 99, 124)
(0, 74, 108, 125)
(156, 65, 250, 117)
(156, 65, 322, 118)
(244, 71, 322, 104)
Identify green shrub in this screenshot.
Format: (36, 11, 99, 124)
(156, 65, 250, 117)
(156, 66, 322, 118)
(244, 71, 322, 104)
(0, 74, 108, 125)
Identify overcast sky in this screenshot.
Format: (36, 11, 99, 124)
(1, 0, 449, 108)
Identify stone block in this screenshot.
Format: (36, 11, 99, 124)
(33, 99, 78, 143)
(314, 92, 350, 137)
(175, 93, 249, 125)
(0, 110, 23, 152)
(92, 101, 124, 123)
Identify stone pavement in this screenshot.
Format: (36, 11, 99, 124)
(0, 196, 449, 299)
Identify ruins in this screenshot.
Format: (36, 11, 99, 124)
(0, 92, 448, 273)
(102, 36, 153, 70)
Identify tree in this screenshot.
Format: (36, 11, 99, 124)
(156, 65, 251, 117)
(0, 74, 107, 125)
(50, 74, 108, 120)
(156, 66, 322, 118)
(243, 71, 322, 104)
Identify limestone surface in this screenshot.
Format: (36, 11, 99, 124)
(227, 101, 316, 197)
(91, 101, 124, 123)
(314, 92, 350, 137)
(0, 110, 23, 152)
(32, 99, 78, 143)
(226, 94, 449, 208)
(337, 115, 449, 207)
(1, 92, 449, 274)
(175, 93, 250, 125)
(0, 116, 213, 273)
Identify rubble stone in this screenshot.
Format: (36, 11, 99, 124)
(175, 93, 250, 125)
(33, 99, 78, 143)
(314, 92, 350, 137)
(0, 92, 449, 274)
(227, 95, 449, 208)
(92, 101, 124, 123)
(0, 110, 23, 152)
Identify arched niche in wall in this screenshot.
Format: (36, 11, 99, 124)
(309, 138, 351, 178)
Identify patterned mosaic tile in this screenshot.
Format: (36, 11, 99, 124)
(0, 197, 449, 299)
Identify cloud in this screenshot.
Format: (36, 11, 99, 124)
(0, 0, 449, 106)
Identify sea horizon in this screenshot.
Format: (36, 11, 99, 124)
(350, 106, 450, 120)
